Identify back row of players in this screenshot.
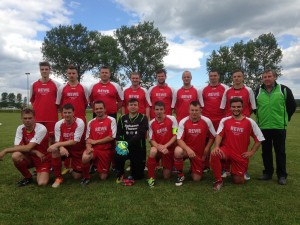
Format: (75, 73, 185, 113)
(0, 62, 264, 190)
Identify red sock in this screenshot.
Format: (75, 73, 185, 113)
(147, 157, 157, 179)
(211, 154, 222, 181)
(222, 159, 230, 172)
(14, 159, 32, 179)
(52, 157, 62, 178)
(174, 157, 184, 176)
(63, 157, 71, 168)
(204, 152, 211, 168)
(82, 163, 91, 179)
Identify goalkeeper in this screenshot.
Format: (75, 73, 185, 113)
(115, 98, 148, 182)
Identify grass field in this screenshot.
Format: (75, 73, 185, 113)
(0, 112, 299, 225)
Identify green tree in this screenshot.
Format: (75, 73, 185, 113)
(115, 21, 168, 88)
(1, 92, 8, 103)
(41, 24, 98, 82)
(207, 33, 282, 90)
(16, 93, 22, 103)
(8, 93, 16, 104)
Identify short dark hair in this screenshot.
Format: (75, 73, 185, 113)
(62, 103, 74, 111)
(101, 66, 110, 70)
(190, 100, 201, 107)
(94, 100, 105, 108)
(21, 108, 35, 117)
(230, 97, 243, 106)
(130, 72, 141, 77)
(156, 68, 166, 76)
(232, 69, 244, 76)
(128, 98, 139, 105)
(39, 61, 50, 68)
(263, 69, 277, 77)
(67, 64, 77, 71)
(154, 101, 165, 108)
(209, 70, 219, 74)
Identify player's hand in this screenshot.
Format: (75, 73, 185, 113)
(35, 151, 46, 162)
(202, 147, 210, 161)
(59, 147, 69, 157)
(187, 149, 196, 158)
(241, 151, 254, 159)
(85, 147, 94, 155)
(211, 147, 225, 159)
(0, 151, 6, 160)
(86, 139, 96, 145)
(47, 145, 58, 153)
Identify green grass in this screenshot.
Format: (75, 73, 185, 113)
(0, 112, 299, 225)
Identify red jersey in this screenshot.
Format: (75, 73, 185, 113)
(220, 85, 256, 117)
(54, 118, 86, 152)
(123, 86, 150, 114)
(177, 116, 216, 155)
(199, 83, 228, 121)
(149, 115, 178, 145)
(14, 123, 49, 154)
(89, 81, 123, 115)
(217, 116, 264, 159)
(172, 86, 199, 122)
(56, 83, 89, 120)
(148, 84, 175, 119)
(86, 116, 117, 151)
(30, 79, 60, 122)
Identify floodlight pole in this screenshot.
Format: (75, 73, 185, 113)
(25, 72, 30, 106)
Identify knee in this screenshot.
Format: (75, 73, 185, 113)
(149, 147, 158, 157)
(174, 147, 183, 158)
(232, 175, 245, 184)
(72, 172, 82, 180)
(11, 152, 23, 162)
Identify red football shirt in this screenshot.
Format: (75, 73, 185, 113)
(54, 118, 86, 152)
(148, 84, 175, 119)
(177, 116, 216, 155)
(220, 85, 256, 117)
(56, 83, 89, 120)
(123, 86, 150, 114)
(89, 81, 123, 115)
(30, 79, 60, 122)
(172, 86, 199, 122)
(217, 116, 264, 159)
(149, 115, 178, 145)
(199, 83, 228, 121)
(14, 123, 49, 154)
(86, 116, 117, 151)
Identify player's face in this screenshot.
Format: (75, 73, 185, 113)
(232, 72, 244, 86)
(100, 68, 111, 82)
(262, 71, 276, 88)
(67, 69, 78, 82)
(156, 72, 166, 85)
(130, 74, 141, 87)
(154, 105, 165, 119)
(63, 108, 74, 123)
(94, 103, 106, 118)
(230, 102, 243, 117)
(22, 113, 35, 130)
(182, 72, 192, 86)
(128, 101, 139, 114)
(189, 104, 201, 121)
(209, 72, 219, 85)
(40, 66, 50, 79)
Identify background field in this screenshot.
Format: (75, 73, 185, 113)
(0, 112, 299, 225)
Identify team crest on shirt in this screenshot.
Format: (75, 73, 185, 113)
(230, 126, 244, 135)
(95, 126, 107, 134)
(37, 88, 50, 95)
(188, 128, 201, 136)
(157, 127, 168, 136)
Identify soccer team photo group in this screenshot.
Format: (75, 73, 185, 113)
(0, 62, 296, 192)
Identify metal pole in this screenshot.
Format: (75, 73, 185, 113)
(25, 73, 30, 106)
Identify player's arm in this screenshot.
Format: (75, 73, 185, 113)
(177, 139, 196, 158)
(202, 137, 214, 160)
(0, 142, 37, 160)
(241, 141, 261, 159)
(87, 136, 114, 145)
(145, 106, 150, 119)
(121, 106, 126, 115)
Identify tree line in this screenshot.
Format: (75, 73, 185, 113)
(0, 92, 24, 108)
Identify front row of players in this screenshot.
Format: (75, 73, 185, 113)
(0, 97, 264, 191)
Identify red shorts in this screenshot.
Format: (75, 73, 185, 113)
(26, 153, 51, 173)
(156, 147, 174, 170)
(189, 154, 203, 176)
(93, 149, 113, 174)
(69, 150, 84, 172)
(220, 147, 249, 177)
(39, 122, 56, 136)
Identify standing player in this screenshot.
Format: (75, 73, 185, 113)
(174, 101, 216, 186)
(114, 98, 148, 182)
(198, 70, 228, 172)
(30, 61, 60, 144)
(220, 69, 256, 117)
(211, 97, 264, 191)
(56, 65, 89, 123)
(146, 101, 178, 187)
(89, 66, 123, 119)
(148, 69, 175, 119)
(172, 71, 199, 122)
(0, 109, 51, 187)
(47, 104, 86, 188)
(81, 101, 116, 185)
(122, 72, 151, 118)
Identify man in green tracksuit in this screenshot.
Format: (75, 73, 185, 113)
(255, 69, 296, 185)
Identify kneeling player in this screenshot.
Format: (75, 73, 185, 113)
(0, 109, 51, 187)
(146, 101, 178, 187)
(174, 101, 216, 186)
(48, 103, 86, 188)
(81, 101, 116, 185)
(211, 97, 264, 191)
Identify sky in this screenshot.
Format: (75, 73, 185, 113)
(0, 0, 300, 101)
